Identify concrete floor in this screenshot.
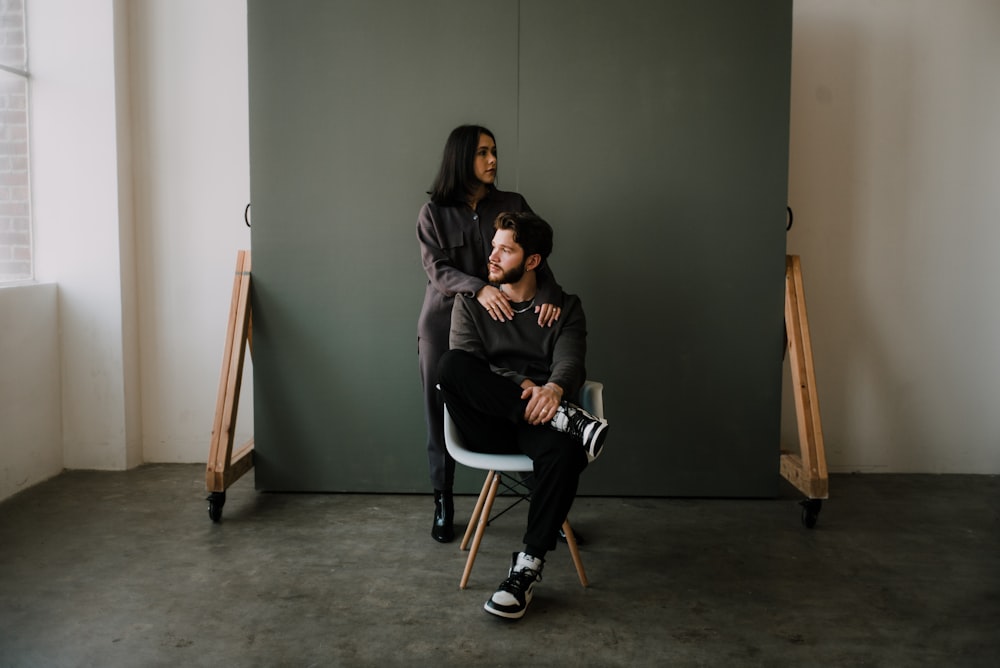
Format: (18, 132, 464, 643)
(0, 465, 997, 667)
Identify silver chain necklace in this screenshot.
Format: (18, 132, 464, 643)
(511, 298, 536, 314)
(501, 285, 536, 314)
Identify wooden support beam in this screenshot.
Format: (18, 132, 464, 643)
(780, 255, 829, 501)
(206, 251, 254, 497)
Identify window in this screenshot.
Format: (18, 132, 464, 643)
(0, 0, 30, 281)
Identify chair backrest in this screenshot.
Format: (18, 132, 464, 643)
(578, 380, 605, 420)
(443, 380, 605, 472)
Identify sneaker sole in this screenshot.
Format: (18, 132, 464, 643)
(483, 600, 528, 619)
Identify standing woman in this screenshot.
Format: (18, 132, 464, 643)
(417, 125, 561, 543)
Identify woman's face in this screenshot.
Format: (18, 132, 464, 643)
(472, 133, 498, 186)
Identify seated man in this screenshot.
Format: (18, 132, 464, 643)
(437, 211, 609, 620)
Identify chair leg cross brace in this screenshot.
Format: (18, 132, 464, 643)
(458, 469, 588, 589)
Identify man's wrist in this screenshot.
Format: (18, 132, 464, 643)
(544, 382, 564, 399)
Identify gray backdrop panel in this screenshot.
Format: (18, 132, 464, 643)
(517, 0, 793, 496)
(248, 0, 791, 496)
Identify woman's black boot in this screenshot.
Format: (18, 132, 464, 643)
(432, 489, 454, 543)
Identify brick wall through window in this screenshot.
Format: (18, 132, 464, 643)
(0, 0, 30, 281)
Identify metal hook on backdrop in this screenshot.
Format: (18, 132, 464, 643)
(245, 203, 251, 228)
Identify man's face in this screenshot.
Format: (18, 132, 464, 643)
(472, 133, 498, 186)
(488, 228, 527, 284)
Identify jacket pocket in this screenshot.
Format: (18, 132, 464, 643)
(438, 220, 467, 250)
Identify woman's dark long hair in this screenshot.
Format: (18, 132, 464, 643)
(429, 125, 495, 206)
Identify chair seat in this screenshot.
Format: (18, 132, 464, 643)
(442, 408, 533, 473)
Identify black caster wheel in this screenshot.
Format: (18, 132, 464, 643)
(207, 491, 226, 523)
(800, 499, 822, 529)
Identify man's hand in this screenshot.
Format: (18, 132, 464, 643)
(521, 381, 563, 425)
(476, 285, 513, 322)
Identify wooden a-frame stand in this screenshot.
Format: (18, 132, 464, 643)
(205, 250, 254, 522)
(781, 254, 829, 528)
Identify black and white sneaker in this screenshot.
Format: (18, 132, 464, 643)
(484, 552, 544, 620)
(549, 401, 609, 462)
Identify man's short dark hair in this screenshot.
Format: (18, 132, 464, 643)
(494, 211, 553, 261)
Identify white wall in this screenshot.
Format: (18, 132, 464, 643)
(0, 283, 61, 500)
(782, 0, 1000, 473)
(0, 0, 250, 503)
(129, 0, 253, 463)
(28, 0, 141, 471)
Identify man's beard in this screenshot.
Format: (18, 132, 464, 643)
(489, 259, 526, 285)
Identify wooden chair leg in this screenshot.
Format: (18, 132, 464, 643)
(562, 520, 589, 587)
(461, 471, 494, 551)
(461, 472, 499, 589)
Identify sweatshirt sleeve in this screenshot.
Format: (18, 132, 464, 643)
(417, 203, 488, 298)
(546, 296, 587, 398)
(448, 295, 487, 359)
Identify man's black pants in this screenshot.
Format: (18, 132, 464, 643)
(437, 349, 588, 554)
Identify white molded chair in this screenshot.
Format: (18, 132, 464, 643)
(443, 380, 605, 589)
